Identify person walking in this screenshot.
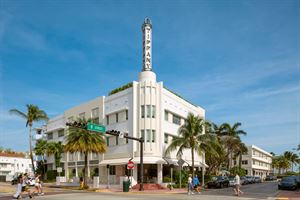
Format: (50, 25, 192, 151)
(13, 174, 23, 199)
(187, 174, 194, 195)
(193, 174, 201, 194)
(234, 173, 243, 196)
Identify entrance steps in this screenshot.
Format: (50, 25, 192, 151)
(132, 183, 165, 190)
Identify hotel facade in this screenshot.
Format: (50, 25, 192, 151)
(44, 18, 206, 186)
(233, 145, 273, 179)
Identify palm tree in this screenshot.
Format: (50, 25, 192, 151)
(9, 104, 48, 172)
(277, 155, 290, 174)
(217, 122, 247, 170)
(35, 139, 47, 176)
(284, 151, 299, 172)
(165, 113, 206, 179)
(64, 118, 106, 189)
(235, 142, 248, 168)
(46, 141, 64, 170)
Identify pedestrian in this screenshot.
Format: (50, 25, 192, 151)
(22, 173, 33, 199)
(187, 174, 194, 195)
(13, 174, 23, 199)
(234, 173, 243, 196)
(34, 173, 44, 195)
(193, 174, 201, 194)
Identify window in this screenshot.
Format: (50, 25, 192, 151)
(92, 107, 99, 124)
(126, 110, 128, 120)
(47, 132, 53, 140)
(106, 137, 110, 146)
(165, 110, 169, 121)
(152, 130, 155, 143)
(109, 165, 116, 175)
(152, 105, 156, 118)
(79, 112, 85, 119)
(106, 115, 109, 125)
(242, 160, 248, 165)
(172, 114, 181, 125)
(69, 153, 74, 161)
(92, 153, 98, 160)
(92, 107, 99, 118)
(58, 130, 64, 137)
(234, 160, 237, 165)
(141, 130, 145, 140)
(116, 113, 118, 123)
(253, 160, 256, 165)
(164, 134, 168, 144)
(141, 106, 145, 118)
(146, 105, 151, 118)
(146, 129, 151, 142)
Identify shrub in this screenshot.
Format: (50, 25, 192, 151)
(163, 177, 171, 183)
(229, 167, 246, 177)
(46, 170, 65, 181)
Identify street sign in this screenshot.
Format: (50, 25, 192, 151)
(127, 161, 134, 169)
(87, 123, 106, 133)
(177, 159, 185, 167)
(57, 167, 62, 173)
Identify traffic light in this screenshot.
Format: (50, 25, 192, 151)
(106, 130, 121, 136)
(66, 121, 87, 129)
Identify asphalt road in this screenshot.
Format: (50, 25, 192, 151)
(0, 181, 297, 200)
(204, 181, 278, 199)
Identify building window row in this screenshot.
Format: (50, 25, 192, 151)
(141, 105, 156, 118)
(141, 129, 156, 143)
(165, 110, 183, 126)
(242, 160, 248, 165)
(106, 136, 129, 147)
(106, 110, 128, 125)
(67, 107, 100, 124)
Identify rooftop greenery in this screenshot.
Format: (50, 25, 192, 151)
(108, 82, 133, 96)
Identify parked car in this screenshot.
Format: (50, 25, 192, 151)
(245, 176, 254, 184)
(228, 176, 235, 187)
(254, 176, 262, 183)
(207, 176, 230, 188)
(11, 176, 18, 185)
(241, 176, 248, 185)
(265, 175, 277, 181)
(289, 175, 300, 188)
(278, 177, 297, 190)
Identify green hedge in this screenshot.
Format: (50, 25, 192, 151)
(46, 170, 65, 181)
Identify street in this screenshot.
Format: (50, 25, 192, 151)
(1, 181, 299, 200)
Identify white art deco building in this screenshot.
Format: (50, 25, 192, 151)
(44, 18, 206, 186)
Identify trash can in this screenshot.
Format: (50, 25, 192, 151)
(123, 180, 130, 192)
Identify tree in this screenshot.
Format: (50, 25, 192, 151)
(217, 122, 247, 170)
(203, 122, 226, 175)
(35, 139, 47, 176)
(46, 141, 64, 169)
(165, 113, 206, 180)
(284, 151, 299, 172)
(64, 118, 106, 189)
(9, 104, 48, 172)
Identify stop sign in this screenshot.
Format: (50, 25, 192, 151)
(127, 161, 134, 169)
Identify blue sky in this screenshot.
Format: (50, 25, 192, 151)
(0, 0, 299, 155)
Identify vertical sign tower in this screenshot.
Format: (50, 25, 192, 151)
(142, 18, 152, 71)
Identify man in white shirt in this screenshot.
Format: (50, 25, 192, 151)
(234, 174, 243, 196)
(187, 174, 194, 195)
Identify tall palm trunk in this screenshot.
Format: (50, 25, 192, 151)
(191, 147, 195, 179)
(84, 153, 88, 188)
(239, 154, 242, 168)
(29, 125, 35, 173)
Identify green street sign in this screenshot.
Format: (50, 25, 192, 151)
(87, 123, 106, 133)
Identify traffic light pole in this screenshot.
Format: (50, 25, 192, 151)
(66, 122, 144, 191)
(104, 131, 144, 191)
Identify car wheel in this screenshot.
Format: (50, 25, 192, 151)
(220, 183, 224, 188)
(278, 186, 281, 190)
